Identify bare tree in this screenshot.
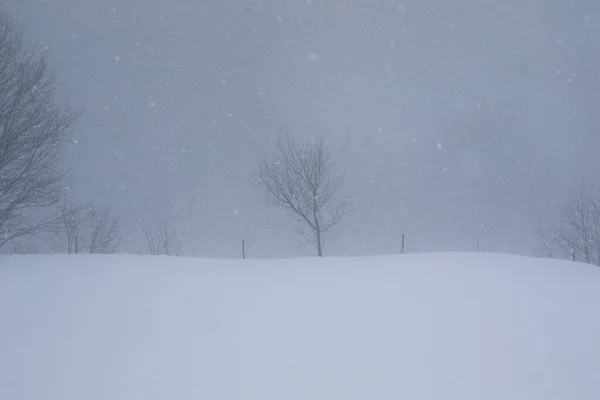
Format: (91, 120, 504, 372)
(55, 201, 84, 253)
(143, 222, 183, 256)
(54, 202, 121, 254)
(252, 134, 352, 256)
(536, 182, 600, 266)
(87, 207, 120, 254)
(0, 12, 81, 248)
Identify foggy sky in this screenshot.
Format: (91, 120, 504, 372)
(2, 0, 599, 258)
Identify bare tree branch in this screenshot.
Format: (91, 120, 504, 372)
(0, 12, 82, 248)
(251, 133, 352, 256)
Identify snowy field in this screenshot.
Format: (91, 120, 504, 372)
(1, 252, 600, 400)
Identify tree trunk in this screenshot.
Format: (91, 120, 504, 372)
(313, 200, 322, 257)
(316, 230, 322, 257)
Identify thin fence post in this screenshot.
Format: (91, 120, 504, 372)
(476, 236, 480, 252)
(242, 239, 245, 260)
(401, 233, 405, 254)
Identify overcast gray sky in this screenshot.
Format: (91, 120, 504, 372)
(2, 0, 599, 258)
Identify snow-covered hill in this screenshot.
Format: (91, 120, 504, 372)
(1, 252, 599, 400)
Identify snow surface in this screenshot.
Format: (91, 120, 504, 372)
(1, 252, 600, 400)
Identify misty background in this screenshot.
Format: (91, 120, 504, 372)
(2, 0, 598, 257)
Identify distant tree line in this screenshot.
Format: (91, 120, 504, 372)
(6, 6, 600, 263)
(0, 8, 353, 257)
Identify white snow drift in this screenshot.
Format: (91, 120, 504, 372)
(1, 252, 599, 400)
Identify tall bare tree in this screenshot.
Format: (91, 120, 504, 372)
(536, 182, 600, 266)
(252, 134, 352, 256)
(143, 222, 183, 256)
(0, 12, 81, 248)
(54, 202, 121, 254)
